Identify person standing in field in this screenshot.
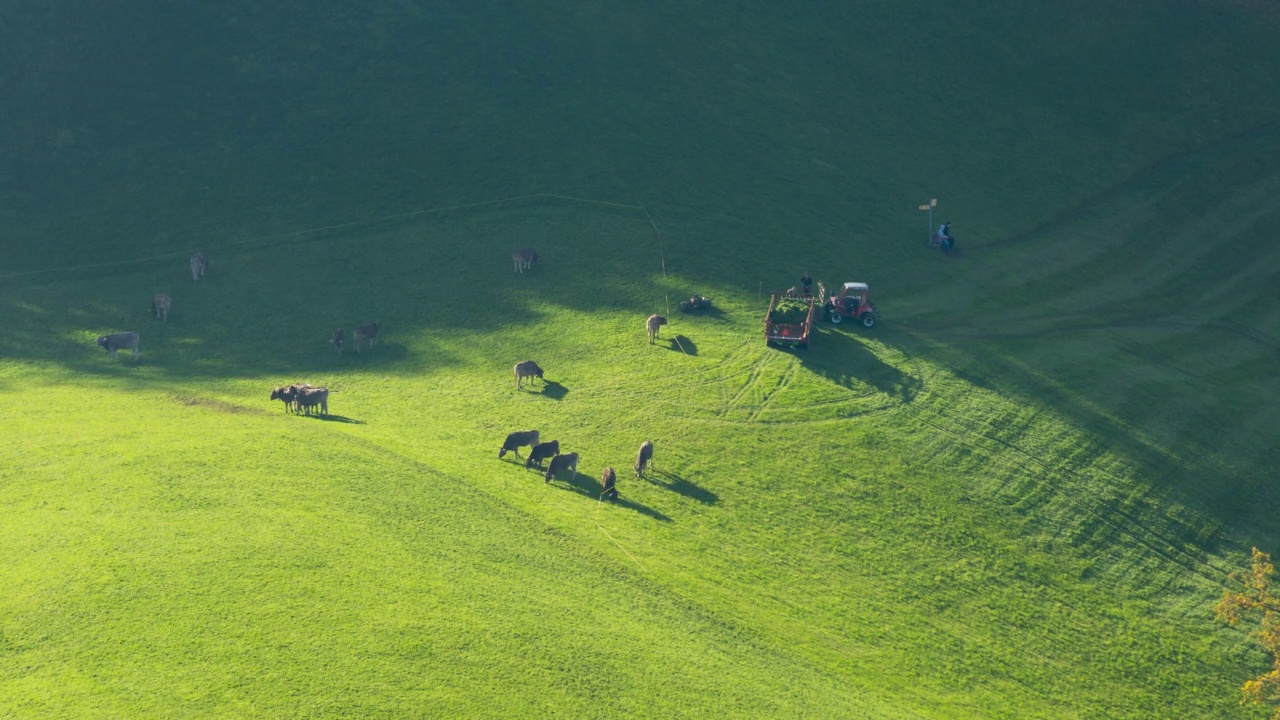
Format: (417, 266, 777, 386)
(801, 272, 813, 297)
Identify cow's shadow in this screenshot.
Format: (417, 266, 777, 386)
(540, 380, 569, 400)
(664, 335, 698, 355)
(311, 414, 365, 424)
(647, 469, 718, 504)
(545, 466, 672, 522)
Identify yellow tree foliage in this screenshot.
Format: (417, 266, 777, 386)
(1217, 547, 1280, 718)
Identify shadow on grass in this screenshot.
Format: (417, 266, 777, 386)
(544, 466, 672, 522)
(666, 335, 697, 355)
(0, 227, 670, 387)
(676, 303, 727, 320)
(540, 380, 569, 400)
(801, 327, 922, 402)
(649, 469, 718, 505)
(339, 344, 411, 365)
(310, 414, 365, 424)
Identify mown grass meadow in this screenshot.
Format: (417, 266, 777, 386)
(3, 1, 1280, 718)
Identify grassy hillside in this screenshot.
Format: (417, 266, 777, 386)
(3, 1, 1280, 718)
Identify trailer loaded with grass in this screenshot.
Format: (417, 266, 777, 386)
(764, 294, 816, 348)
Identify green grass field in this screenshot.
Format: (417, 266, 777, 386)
(4, 2, 1280, 717)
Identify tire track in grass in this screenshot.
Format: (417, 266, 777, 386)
(897, 397, 1236, 587)
(599, 340, 757, 401)
(666, 338, 935, 426)
(901, 297, 1271, 584)
(718, 350, 775, 419)
(979, 117, 1280, 253)
(747, 356, 798, 423)
(889, 333, 1230, 585)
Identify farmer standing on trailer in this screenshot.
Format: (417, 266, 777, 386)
(801, 272, 813, 297)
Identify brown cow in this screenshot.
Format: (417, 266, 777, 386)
(646, 314, 668, 345)
(634, 440, 654, 478)
(270, 383, 314, 413)
(353, 322, 378, 352)
(601, 467, 618, 501)
(544, 452, 579, 484)
(295, 386, 330, 416)
(151, 293, 171, 321)
(513, 248, 540, 274)
(514, 360, 544, 390)
(190, 252, 209, 281)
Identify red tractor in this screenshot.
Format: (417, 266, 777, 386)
(824, 282, 877, 328)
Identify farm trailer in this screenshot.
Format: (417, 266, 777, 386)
(764, 293, 816, 348)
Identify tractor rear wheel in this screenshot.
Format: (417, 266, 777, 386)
(861, 314, 876, 328)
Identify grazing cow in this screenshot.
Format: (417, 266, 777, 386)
(331, 329, 344, 355)
(151, 293, 171, 321)
(513, 360, 544, 390)
(544, 452, 579, 484)
(294, 386, 329, 416)
(270, 383, 314, 413)
(498, 430, 540, 459)
(96, 331, 140, 360)
(269, 385, 295, 412)
(634, 440, 654, 478)
(525, 440, 561, 469)
(512, 248, 540, 274)
(601, 467, 618, 501)
(353, 322, 378, 352)
(646, 314, 668, 345)
(190, 252, 209, 281)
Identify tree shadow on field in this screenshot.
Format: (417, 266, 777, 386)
(544, 465, 671, 522)
(0, 215, 671, 388)
(0, 291, 466, 391)
(339, 344, 410, 365)
(800, 327, 921, 402)
(665, 335, 697, 355)
(648, 469, 718, 505)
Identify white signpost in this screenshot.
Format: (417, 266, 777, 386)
(917, 198, 937, 245)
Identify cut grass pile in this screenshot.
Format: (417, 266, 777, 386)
(767, 297, 814, 325)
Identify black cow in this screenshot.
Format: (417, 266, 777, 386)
(525, 440, 561, 469)
(499, 430, 540, 459)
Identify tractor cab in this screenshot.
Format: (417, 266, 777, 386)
(824, 282, 876, 328)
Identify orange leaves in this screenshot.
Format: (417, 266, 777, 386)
(1217, 548, 1280, 719)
